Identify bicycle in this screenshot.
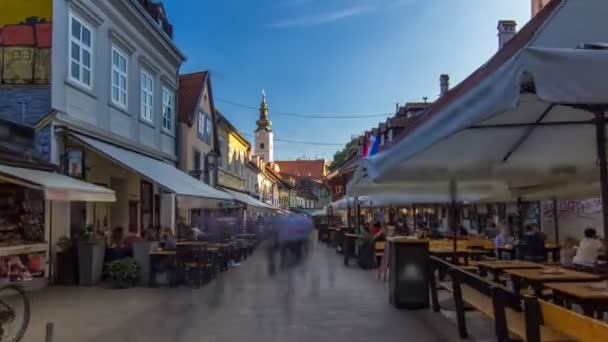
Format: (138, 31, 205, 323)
(0, 285, 30, 342)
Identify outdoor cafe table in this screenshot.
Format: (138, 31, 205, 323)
(475, 260, 544, 282)
(504, 268, 602, 297)
(544, 282, 608, 318)
(149, 249, 177, 287)
(176, 241, 208, 246)
(429, 248, 490, 266)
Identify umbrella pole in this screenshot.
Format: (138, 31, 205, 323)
(595, 109, 608, 240)
(552, 198, 560, 244)
(450, 180, 458, 265)
(517, 197, 524, 240)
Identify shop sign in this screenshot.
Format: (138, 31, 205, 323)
(66, 148, 84, 178)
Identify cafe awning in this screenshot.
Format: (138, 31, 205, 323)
(0, 164, 115, 202)
(71, 133, 233, 202)
(220, 188, 275, 211)
(358, 46, 608, 187)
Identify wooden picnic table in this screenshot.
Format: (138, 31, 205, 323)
(475, 260, 544, 282)
(504, 267, 602, 297)
(429, 248, 491, 266)
(176, 241, 208, 246)
(149, 249, 177, 287)
(544, 281, 608, 318)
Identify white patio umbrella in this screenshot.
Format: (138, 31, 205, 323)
(352, 46, 608, 238)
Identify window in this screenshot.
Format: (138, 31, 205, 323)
(69, 14, 93, 87)
(260, 142, 265, 150)
(198, 112, 205, 135)
(140, 71, 153, 122)
(162, 87, 174, 131)
(23, 50, 31, 60)
(218, 137, 226, 169)
(204, 115, 212, 139)
(111, 47, 128, 107)
(193, 150, 201, 171)
(11, 50, 21, 60)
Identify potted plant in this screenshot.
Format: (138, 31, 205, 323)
(77, 223, 106, 286)
(108, 257, 140, 289)
(56, 235, 77, 285)
(357, 233, 377, 269)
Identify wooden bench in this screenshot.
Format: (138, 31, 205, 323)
(525, 296, 608, 342)
(430, 257, 570, 341)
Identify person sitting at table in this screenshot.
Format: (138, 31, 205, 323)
(109, 227, 124, 248)
(371, 221, 383, 237)
(573, 228, 604, 267)
(161, 228, 177, 250)
(560, 236, 578, 266)
(122, 227, 143, 251)
(494, 224, 514, 258)
(520, 224, 546, 261)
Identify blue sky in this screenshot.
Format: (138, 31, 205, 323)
(164, 0, 531, 161)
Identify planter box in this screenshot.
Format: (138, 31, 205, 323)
(56, 249, 78, 285)
(77, 240, 105, 286)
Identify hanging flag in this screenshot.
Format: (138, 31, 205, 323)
(368, 134, 381, 156)
(362, 133, 370, 157)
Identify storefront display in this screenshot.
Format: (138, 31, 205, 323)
(0, 182, 47, 283)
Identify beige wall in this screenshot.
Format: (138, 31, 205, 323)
(178, 82, 214, 173)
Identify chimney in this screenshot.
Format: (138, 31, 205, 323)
(497, 20, 517, 49)
(439, 74, 450, 97)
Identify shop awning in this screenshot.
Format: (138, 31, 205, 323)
(71, 134, 233, 201)
(221, 188, 276, 211)
(0, 164, 115, 202)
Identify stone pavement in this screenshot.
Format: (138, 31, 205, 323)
(23, 240, 485, 342)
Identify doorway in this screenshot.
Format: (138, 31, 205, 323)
(128, 201, 139, 234)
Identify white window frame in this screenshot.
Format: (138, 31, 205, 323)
(140, 70, 154, 122)
(68, 13, 93, 88)
(198, 112, 205, 136)
(204, 115, 212, 140)
(162, 86, 174, 131)
(111, 46, 128, 108)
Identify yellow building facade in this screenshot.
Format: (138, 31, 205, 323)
(217, 114, 250, 192)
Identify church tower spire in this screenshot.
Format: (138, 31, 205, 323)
(256, 89, 272, 132)
(254, 90, 274, 162)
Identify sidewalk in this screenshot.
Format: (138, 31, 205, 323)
(24, 240, 475, 342)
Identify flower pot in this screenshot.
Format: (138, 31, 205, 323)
(56, 248, 78, 285)
(77, 240, 105, 286)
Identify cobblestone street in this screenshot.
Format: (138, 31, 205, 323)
(24, 241, 467, 342)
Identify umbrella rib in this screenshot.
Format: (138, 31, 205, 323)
(501, 104, 555, 163)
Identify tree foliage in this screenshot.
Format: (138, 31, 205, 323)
(329, 139, 358, 170)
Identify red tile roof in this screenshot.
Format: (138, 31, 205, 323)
(0, 24, 35, 46)
(275, 160, 326, 179)
(35, 23, 52, 48)
(391, 0, 563, 145)
(178, 71, 208, 126)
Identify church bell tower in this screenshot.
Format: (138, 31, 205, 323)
(254, 90, 274, 163)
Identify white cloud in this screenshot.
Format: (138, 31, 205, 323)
(269, 4, 376, 28)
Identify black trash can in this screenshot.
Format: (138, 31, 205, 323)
(388, 238, 430, 309)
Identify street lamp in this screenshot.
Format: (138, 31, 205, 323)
(204, 151, 218, 187)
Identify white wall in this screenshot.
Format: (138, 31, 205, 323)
(541, 198, 604, 240)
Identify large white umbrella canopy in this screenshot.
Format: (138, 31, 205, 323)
(357, 47, 608, 187)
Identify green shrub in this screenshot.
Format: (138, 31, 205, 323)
(108, 258, 140, 284)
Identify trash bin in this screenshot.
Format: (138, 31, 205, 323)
(388, 238, 430, 309)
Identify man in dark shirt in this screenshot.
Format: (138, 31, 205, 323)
(520, 225, 546, 261)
